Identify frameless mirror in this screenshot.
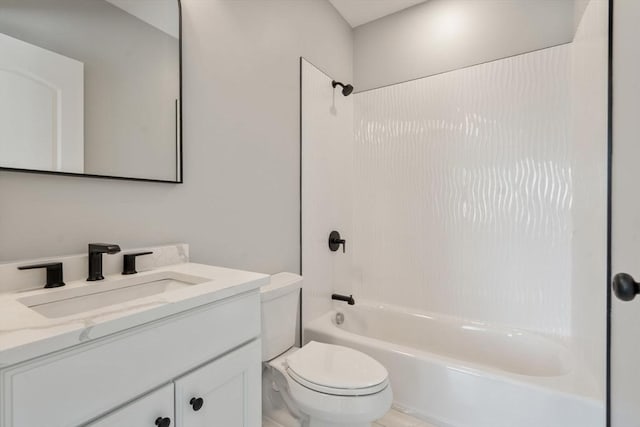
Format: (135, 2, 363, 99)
(0, 0, 182, 183)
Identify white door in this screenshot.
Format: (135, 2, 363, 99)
(86, 384, 174, 427)
(175, 339, 261, 427)
(611, 0, 640, 425)
(0, 33, 84, 172)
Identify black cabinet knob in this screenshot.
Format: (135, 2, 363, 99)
(190, 397, 204, 411)
(613, 273, 640, 301)
(155, 417, 171, 427)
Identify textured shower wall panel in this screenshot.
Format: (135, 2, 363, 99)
(353, 45, 572, 336)
(301, 59, 354, 328)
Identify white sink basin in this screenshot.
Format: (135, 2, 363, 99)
(18, 271, 209, 319)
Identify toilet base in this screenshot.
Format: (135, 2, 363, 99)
(264, 347, 392, 427)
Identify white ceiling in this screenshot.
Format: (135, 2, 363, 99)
(328, 0, 428, 28)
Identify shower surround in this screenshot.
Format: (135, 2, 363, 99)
(352, 45, 572, 336)
(301, 2, 607, 423)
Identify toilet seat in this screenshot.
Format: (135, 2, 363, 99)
(285, 341, 389, 396)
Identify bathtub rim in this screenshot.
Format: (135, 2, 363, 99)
(336, 299, 572, 344)
(305, 304, 603, 403)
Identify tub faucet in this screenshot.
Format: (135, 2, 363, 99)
(87, 243, 121, 281)
(332, 293, 355, 305)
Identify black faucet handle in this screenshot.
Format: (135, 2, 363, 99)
(122, 251, 153, 275)
(18, 262, 65, 288)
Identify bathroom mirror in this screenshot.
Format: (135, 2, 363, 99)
(0, 0, 182, 183)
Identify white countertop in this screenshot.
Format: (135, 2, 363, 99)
(0, 262, 269, 367)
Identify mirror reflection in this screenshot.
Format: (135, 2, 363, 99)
(0, 0, 181, 182)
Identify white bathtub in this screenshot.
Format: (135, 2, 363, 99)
(304, 302, 603, 427)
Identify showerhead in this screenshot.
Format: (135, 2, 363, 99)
(332, 80, 354, 97)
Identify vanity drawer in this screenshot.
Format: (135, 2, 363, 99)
(1, 291, 260, 427)
(85, 383, 174, 427)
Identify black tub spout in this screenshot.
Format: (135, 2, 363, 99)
(332, 293, 355, 305)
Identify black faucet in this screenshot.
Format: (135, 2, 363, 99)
(87, 243, 121, 281)
(332, 293, 355, 305)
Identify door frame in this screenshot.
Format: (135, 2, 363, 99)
(606, 0, 613, 425)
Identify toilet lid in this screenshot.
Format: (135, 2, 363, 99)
(285, 341, 389, 396)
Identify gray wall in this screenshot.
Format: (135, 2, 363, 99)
(0, 0, 353, 275)
(0, 0, 179, 180)
(353, 0, 579, 92)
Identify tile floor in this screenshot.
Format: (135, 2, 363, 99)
(262, 417, 284, 427)
(374, 409, 438, 427)
(263, 408, 438, 427)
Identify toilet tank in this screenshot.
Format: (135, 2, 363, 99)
(261, 272, 302, 361)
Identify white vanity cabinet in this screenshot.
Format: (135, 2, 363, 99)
(89, 340, 261, 427)
(86, 384, 175, 427)
(0, 290, 262, 427)
(175, 339, 261, 427)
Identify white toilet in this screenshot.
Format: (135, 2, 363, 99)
(261, 273, 392, 427)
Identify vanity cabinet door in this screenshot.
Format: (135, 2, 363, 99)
(86, 383, 174, 427)
(175, 339, 261, 427)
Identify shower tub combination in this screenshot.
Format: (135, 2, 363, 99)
(305, 302, 603, 427)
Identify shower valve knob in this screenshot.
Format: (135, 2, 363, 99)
(329, 231, 346, 253)
(613, 273, 640, 301)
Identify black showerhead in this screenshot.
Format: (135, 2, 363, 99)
(332, 80, 354, 97)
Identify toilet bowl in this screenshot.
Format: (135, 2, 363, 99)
(261, 273, 393, 427)
(268, 342, 392, 427)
